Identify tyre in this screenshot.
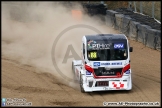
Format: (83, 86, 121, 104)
(80, 74, 85, 93)
(72, 62, 74, 73)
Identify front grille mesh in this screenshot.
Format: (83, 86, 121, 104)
(94, 67, 122, 76)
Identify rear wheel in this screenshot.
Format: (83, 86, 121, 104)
(80, 74, 85, 93)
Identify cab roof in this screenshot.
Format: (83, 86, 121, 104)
(85, 34, 127, 41)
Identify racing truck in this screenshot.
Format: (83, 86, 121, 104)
(72, 34, 133, 92)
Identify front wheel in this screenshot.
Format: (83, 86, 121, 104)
(72, 62, 74, 73)
(80, 74, 85, 93)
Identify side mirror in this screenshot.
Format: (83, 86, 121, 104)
(129, 47, 133, 52)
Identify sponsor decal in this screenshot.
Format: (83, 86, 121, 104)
(87, 40, 97, 49)
(86, 71, 91, 75)
(101, 63, 110, 65)
(93, 62, 100, 66)
(92, 44, 111, 49)
(111, 62, 122, 65)
(114, 43, 124, 49)
(125, 70, 130, 74)
(109, 81, 127, 89)
(100, 62, 122, 65)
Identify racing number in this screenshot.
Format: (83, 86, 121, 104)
(90, 51, 97, 59)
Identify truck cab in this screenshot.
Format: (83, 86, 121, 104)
(72, 34, 133, 92)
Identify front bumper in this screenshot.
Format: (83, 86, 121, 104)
(83, 75, 132, 92)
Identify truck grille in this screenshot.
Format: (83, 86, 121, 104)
(93, 67, 122, 76)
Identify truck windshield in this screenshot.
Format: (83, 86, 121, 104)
(87, 40, 128, 61)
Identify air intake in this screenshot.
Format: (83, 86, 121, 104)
(89, 81, 93, 87)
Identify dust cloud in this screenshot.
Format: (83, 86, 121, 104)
(2, 2, 118, 90)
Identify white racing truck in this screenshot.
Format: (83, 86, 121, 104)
(72, 34, 133, 92)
